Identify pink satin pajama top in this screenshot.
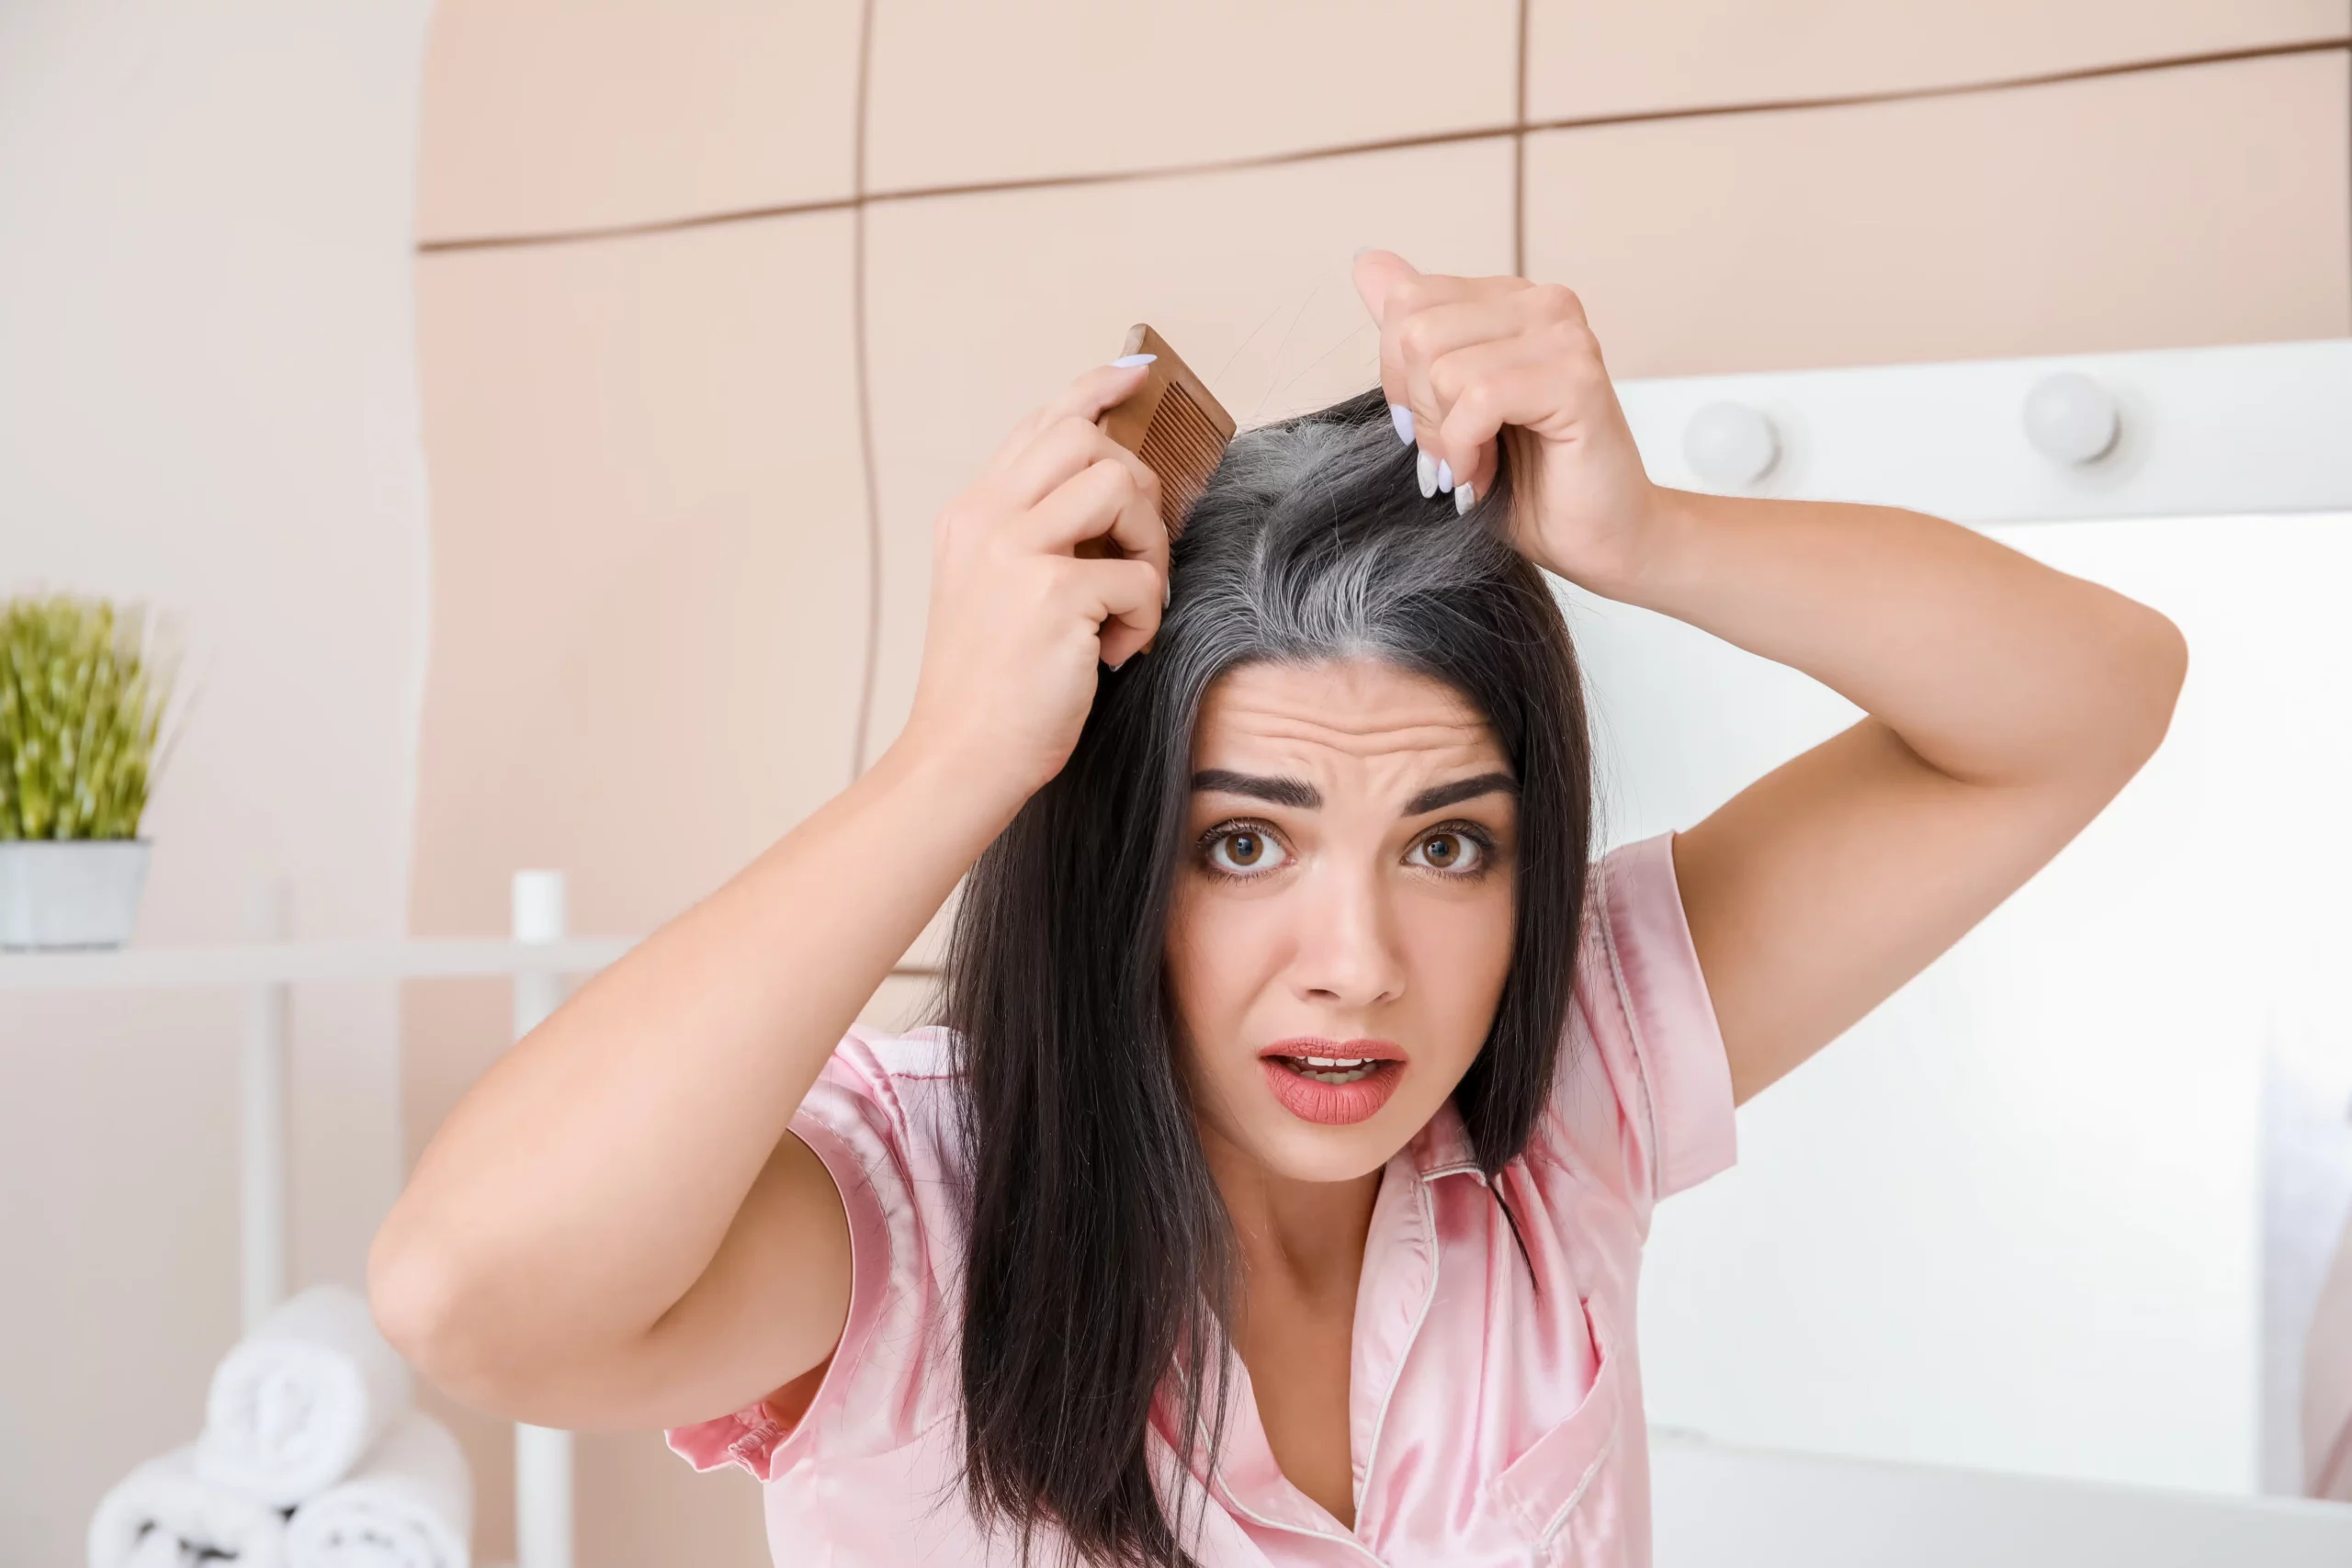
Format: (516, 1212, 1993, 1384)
(667, 828, 1739, 1565)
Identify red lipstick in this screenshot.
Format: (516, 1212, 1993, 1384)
(1257, 1038, 1408, 1125)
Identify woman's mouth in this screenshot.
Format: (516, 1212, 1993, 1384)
(1259, 1041, 1407, 1125)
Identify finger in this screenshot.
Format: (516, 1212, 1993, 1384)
(1000, 413, 1159, 517)
(985, 357, 1158, 474)
(1430, 345, 1591, 504)
(1400, 282, 1587, 493)
(1423, 333, 1556, 494)
(1354, 250, 1446, 448)
(1351, 249, 1420, 328)
(1067, 556, 1164, 670)
(1389, 290, 1544, 491)
(1427, 288, 1603, 491)
(1025, 453, 1169, 591)
(1369, 267, 1484, 421)
(1379, 286, 1532, 491)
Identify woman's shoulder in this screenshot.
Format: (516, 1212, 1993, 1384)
(806, 1020, 966, 1120)
(668, 1022, 972, 1486)
(825, 1020, 963, 1087)
(1537, 829, 1739, 1229)
(799, 1021, 970, 1178)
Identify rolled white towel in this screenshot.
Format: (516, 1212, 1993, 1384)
(197, 1284, 414, 1506)
(88, 1443, 290, 1568)
(128, 1530, 187, 1568)
(285, 1411, 471, 1568)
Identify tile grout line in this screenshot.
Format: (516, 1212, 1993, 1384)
(1513, 0, 1529, 279)
(1515, 34, 2349, 135)
(417, 194, 860, 254)
(849, 0, 884, 782)
(415, 36, 2350, 258)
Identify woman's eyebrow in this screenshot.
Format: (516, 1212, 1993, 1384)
(1188, 769, 1518, 816)
(1403, 772, 1518, 815)
(1192, 769, 1320, 808)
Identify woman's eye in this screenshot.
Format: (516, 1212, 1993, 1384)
(1207, 829, 1290, 874)
(1411, 831, 1485, 874)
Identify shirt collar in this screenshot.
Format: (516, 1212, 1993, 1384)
(1404, 1095, 1486, 1183)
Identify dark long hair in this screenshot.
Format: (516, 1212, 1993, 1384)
(938, 388, 1596, 1566)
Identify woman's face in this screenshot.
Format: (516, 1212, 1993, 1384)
(1166, 658, 1520, 1185)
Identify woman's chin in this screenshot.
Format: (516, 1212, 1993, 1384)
(1249, 1129, 1402, 1186)
(1242, 1079, 1430, 1182)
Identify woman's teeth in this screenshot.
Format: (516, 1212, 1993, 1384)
(1286, 1055, 1383, 1084)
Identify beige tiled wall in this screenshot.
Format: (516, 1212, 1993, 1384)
(407, 5, 2351, 1562)
(1522, 0, 2347, 119)
(1523, 51, 2352, 378)
(414, 0, 863, 239)
(864, 0, 1520, 188)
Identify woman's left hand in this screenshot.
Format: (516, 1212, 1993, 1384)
(1352, 248, 1668, 592)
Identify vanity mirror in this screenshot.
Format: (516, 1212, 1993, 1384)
(1587, 339, 2352, 1514)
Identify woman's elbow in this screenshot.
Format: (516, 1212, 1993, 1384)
(367, 1209, 518, 1411)
(2125, 609, 2190, 758)
(368, 1214, 460, 1373)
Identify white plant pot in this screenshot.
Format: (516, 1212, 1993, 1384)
(0, 839, 152, 950)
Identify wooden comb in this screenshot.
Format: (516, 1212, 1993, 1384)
(1081, 323, 1235, 560)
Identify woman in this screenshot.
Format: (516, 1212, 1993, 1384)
(368, 252, 2188, 1567)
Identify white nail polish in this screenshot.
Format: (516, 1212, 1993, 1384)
(1437, 459, 1454, 494)
(1455, 483, 1475, 515)
(1389, 404, 1415, 445)
(1416, 450, 1437, 498)
(1111, 353, 1158, 368)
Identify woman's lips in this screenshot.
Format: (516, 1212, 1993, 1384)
(1258, 1039, 1407, 1125)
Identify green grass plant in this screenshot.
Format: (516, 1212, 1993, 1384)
(0, 593, 183, 840)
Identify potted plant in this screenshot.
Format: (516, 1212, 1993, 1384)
(0, 592, 186, 949)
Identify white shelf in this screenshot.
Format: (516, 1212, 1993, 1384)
(0, 938, 942, 992)
(0, 936, 639, 991)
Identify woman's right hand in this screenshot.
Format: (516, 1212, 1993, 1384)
(898, 358, 1170, 806)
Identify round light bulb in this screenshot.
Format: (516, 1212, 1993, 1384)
(1683, 401, 1781, 488)
(2022, 371, 2120, 465)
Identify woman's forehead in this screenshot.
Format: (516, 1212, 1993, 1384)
(1192, 660, 1508, 774)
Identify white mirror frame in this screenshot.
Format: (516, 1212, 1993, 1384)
(1620, 337, 2352, 525)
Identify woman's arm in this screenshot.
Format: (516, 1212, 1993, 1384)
(1352, 248, 2188, 1109)
(367, 361, 1171, 1430)
(368, 739, 1005, 1430)
(1601, 488, 2186, 1105)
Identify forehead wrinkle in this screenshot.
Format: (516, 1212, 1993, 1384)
(1193, 660, 1509, 796)
(1208, 711, 1491, 759)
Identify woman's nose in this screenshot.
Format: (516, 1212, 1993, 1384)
(1290, 866, 1406, 1008)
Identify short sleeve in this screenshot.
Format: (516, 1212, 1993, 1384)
(663, 1028, 967, 1482)
(1543, 829, 1738, 1232)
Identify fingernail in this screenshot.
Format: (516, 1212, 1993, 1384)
(1112, 353, 1158, 368)
(1455, 483, 1475, 515)
(1416, 449, 1437, 499)
(1437, 459, 1454, 494)
(1163, 578, 1172, 609)
(1388, 404, 1414, 445)
(1353, 244, 1374, 260)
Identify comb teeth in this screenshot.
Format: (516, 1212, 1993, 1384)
(1137, 379, 1227, 535)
